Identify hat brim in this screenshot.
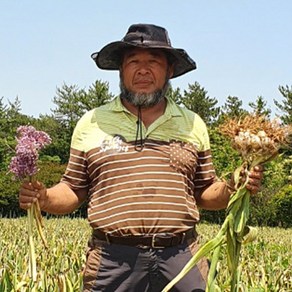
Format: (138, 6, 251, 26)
(91, 41, 196, 78)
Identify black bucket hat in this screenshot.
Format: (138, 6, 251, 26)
(91, 24, 197, 78)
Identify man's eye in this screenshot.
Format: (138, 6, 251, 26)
(128, 59, 138, 64)
(150, 59, 160, 64)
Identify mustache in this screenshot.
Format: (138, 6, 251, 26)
(119, 79, 170, 108)
(133, 77, 153, 83)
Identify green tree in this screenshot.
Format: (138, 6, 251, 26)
(34, 114, 69, 163)
(166, 85, 183, 104)
(274, 85, 292, 124)
(181, 82, 220, 126)
(219, 95, 247, 122)
(52, 80, 114, 132)
(270, 184, 292, 227)
(0, 97, 7, 123)
(0, 97, 8, 168)
(52, 83, 86, 134)
(248, 95, 271, 117)
(249, 154, 292, 226)
(86, 80, 115, 108)
(6, 96, 33, 131)
(51, 80, 114, 162)
(0, 97, 33, 168)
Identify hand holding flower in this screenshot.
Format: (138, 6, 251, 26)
(228, 164, 264, 198)
(19, 180, 48, 210)
(163, 115, 291, 292)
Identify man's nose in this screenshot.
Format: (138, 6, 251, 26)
(137, 62, 150, 74)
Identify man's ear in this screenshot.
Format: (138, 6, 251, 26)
(168, 64, 174, 79)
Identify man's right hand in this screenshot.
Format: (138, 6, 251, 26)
(19, 180, 48, 210)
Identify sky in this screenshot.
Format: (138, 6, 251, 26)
(1, 1, 291, 118)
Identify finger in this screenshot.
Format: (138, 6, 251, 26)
(253, 165, 264, 172)
(248, 170, 263, 181)
(251, 165, 264, 175)
(21, 182, 46, 199)
(19, 200, 38, 210)
(19, 183, 40, 200)
(20, 182, 41, 194)
(246, 183, 260, 195)
(21, 180, 42, 190)
(31, 180, 45, 190)
(19, 192, 38, 209)
(20, 181, 35, 191)
(19, 190, 38, 203)
(246, 174, 262, 193)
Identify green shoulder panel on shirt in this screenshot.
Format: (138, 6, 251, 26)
(70, 97, 210, 153)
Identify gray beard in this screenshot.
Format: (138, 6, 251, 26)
(120, 80, 170, 108)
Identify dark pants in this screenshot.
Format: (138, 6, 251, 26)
(82, 236, 209, 292)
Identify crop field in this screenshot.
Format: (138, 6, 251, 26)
(0, 218, 291, 291)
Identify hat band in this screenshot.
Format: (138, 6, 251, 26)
(123, 36, 171, 48)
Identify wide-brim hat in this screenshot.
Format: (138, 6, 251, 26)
(91, 24, 197, 79)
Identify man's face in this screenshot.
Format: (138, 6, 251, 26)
(120, 48, 173, 108)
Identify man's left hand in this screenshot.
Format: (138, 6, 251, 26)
(245, 165, 264, 195)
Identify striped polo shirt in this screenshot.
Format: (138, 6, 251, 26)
(61, 96, 216, 236)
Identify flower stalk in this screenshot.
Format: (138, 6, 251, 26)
(27, 202, 37, 282)
(31, 191, 48, 249)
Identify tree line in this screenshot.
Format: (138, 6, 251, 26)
(1, 80, 291, 226)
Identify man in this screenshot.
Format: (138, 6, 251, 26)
(19, 24, 263, 291)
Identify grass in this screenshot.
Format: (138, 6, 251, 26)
(0, 218, 291, 291)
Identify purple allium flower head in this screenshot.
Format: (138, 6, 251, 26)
(9, 126, 52, 179)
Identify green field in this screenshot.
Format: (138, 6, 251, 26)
(0, 218, 291, 291)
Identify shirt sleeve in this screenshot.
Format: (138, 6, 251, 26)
(194, 149, 217, 189)
(60, 119, 90, 191)
(192, 114, 217, 189)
